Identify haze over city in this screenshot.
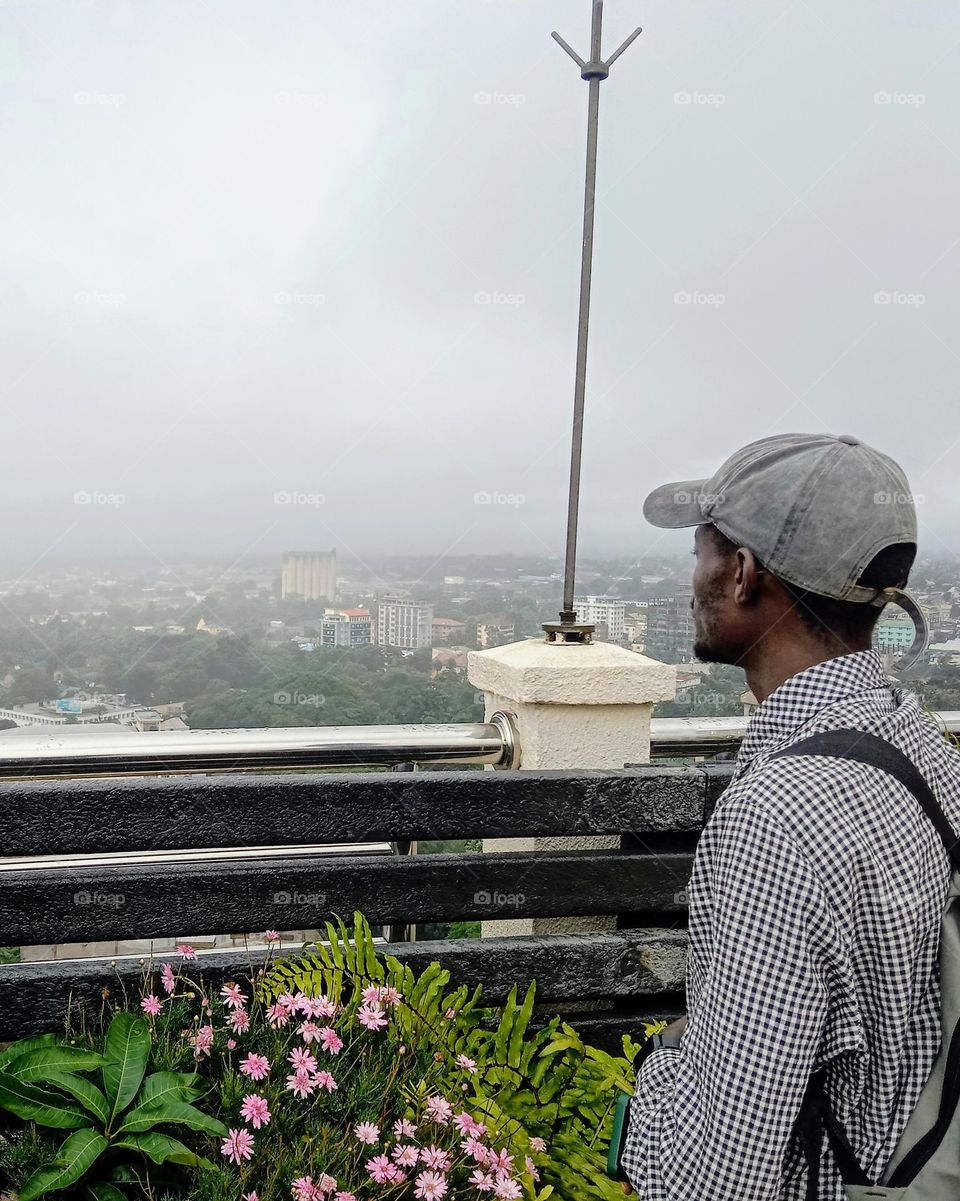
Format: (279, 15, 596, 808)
(2, 0, 959, 570)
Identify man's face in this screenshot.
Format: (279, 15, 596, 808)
(691, 525, 742, 664)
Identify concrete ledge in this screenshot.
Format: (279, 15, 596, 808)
(468, 638, 676, 705)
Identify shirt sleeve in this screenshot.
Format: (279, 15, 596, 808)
(621, 797, 833, 1200)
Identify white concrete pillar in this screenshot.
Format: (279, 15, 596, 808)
(467, 638, 676, 936)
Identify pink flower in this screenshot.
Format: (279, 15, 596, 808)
(382, 986, 402, 1006)
(414, 1171, 448, 1200)
(278, 992, 298, 1011)
(190, 1025, 214, 1057)
(355, 1121, 380, 1144)
(221, 1127, 254, 1164)
(292, 992, 313, 1014)
(240, 1052, 271, 1081)
(361, 984, 384, 1003)
(288, 1047, 318, 1074)
(292, 1178, 320, 1201)
(314, 1070, 338, 1093)
(420, 1146, 451, 1173)
(454, 1112, 483, 1137)
(525, 1155, 540, 1182)
(469, 1170, 495, 1193)
(316, 1175, 338, 1195)
(424, 1095, 452, 1125)
(463, 1137, 489, 1162)
(489, 1150, 514, 1175)
(366, 1155, 394, 1184)
(299, 1021, 322, 1044)
(394, 1118, 417, 1138)
(240, 1094, 271, 1129)
(244, 1193, 259, 1201)
(335, 1194, 357, 1201)
(265, 929, 280, 941)
(529, 1137, 546, 1153)
(444, 1007, 456, 1020)
(176, 943, 197, 959)
(357, 1002, 387, 1031)
(161, 963, 176, 995)
(227, 1039, 237, 1050)
(318, 1026, 343, 1054)
(221, 982, 246, 1010)
(300, 995, 337, 1019)
(266, 1002, 291, 1028)
(286, 1070, 316, 1099)
(140, 995, 162, 1016)
(493, 1179, 522, 1200)
(393, 1144, 420, 1168)
(230, 1008, 250, 1034)
(456, 1054, 478, 1074)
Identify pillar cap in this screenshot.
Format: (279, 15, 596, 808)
(467, 638, 676, 705)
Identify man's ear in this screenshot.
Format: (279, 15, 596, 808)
(733, 547, 763, 606)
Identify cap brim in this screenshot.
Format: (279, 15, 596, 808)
(643, 479, 710, 528)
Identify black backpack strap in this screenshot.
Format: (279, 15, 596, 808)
(771, 728, 960, 873)
(768, 727, 960, 1191)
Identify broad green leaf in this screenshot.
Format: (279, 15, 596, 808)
(85, 1185, 125, 1201)
(46, 1072, 110, 1126)
(18, 1128, 108, 1200)
(135, 1070, 203, 1108)
(509, 982, 536, 1068)
(0, 1033, 61, 1070)
(116, 1098, 228, 1137)
(8, 1047, 105, 1081)
(101, 1011, 151, 1122)
(0, 1071, 90, 1128)
(114, 1131, 216, 1169)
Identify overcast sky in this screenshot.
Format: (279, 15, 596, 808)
(2, 0, 959, 572)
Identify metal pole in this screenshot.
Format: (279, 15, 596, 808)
(544, 2, 642, 645)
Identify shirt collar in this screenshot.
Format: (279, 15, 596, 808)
(736, 648, 892, 771)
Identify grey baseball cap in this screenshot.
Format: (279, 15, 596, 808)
(643, 433, 918, 605)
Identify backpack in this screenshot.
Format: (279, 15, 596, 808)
(769, 728, 960, 1201)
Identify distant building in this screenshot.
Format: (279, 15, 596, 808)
(431, 647, 469, 675)
(574, 596, 625, 642)
(320, 607, 373, 648)
(644, 587, 695, 663)
(476, 616, 515, 648)
(377, 598, 434, 649)
(875, 608, 916, 654)
(432, 616, 467, 644)
(281, 551, 337, 602)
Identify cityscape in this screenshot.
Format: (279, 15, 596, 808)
(1, 545, 959, 737)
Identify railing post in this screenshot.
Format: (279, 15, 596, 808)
(467, 638, 676, 936)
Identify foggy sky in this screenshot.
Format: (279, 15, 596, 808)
(2, 0, 959, 573)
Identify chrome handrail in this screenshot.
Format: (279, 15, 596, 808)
(0, 712, 519, 779)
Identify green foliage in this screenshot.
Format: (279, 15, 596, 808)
(0, 1012, 224, 1199)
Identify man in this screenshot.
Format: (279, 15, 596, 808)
(621, 432, 960, 1200)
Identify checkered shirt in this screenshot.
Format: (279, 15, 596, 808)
(621, 648, 960, 1200)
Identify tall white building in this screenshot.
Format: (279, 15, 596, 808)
(377, 598, 434, 649)
(281, 551, 337, 602)
(574, 596, 626, 641)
